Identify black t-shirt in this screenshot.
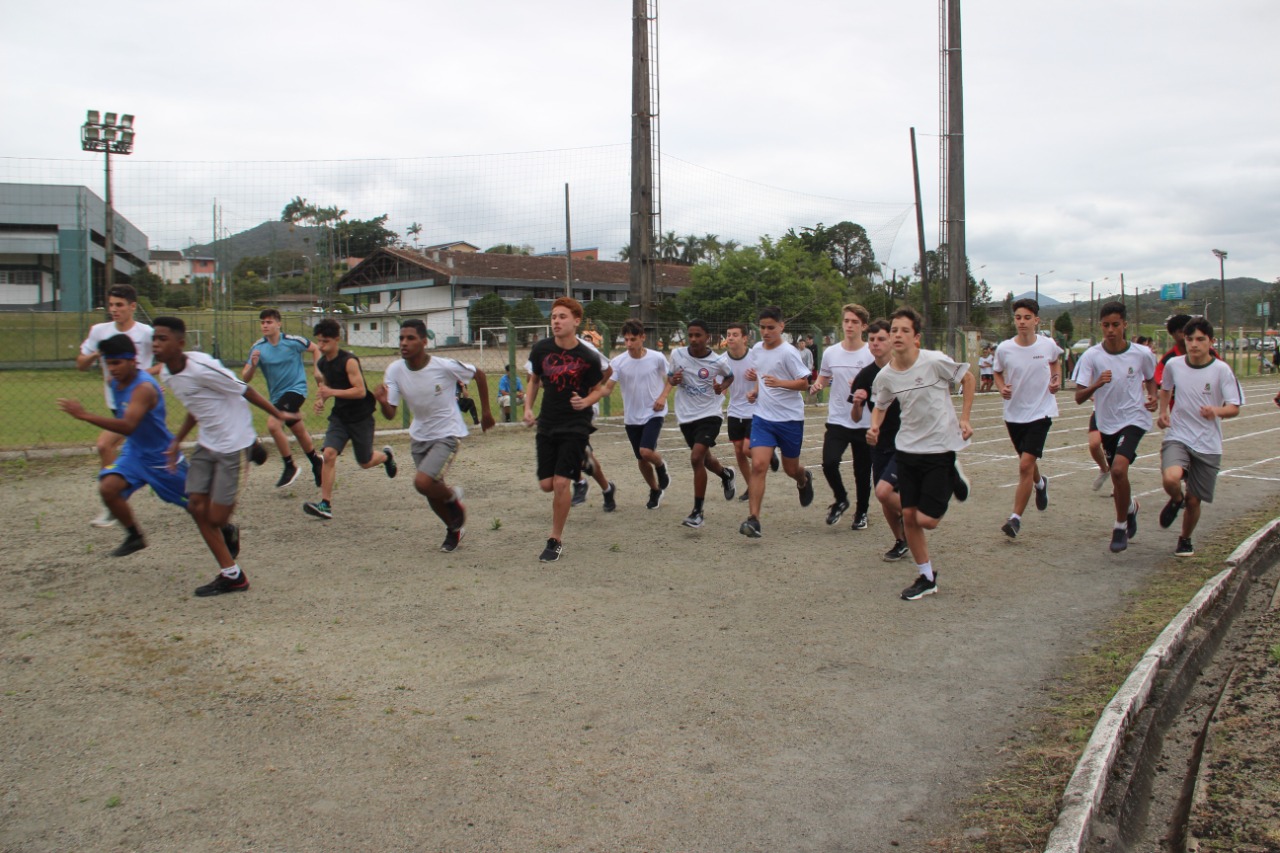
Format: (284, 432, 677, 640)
(529, 337, 604, 435)
(317, 349, 376, 423)
(850, 360, 900, 450)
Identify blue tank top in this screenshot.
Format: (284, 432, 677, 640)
(112, 371, 174, 460)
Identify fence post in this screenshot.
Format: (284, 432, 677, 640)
(597, 321, 613, 417)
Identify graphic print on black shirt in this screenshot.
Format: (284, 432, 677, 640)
(530, 338, 604, 433)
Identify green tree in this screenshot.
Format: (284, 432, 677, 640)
(679, 234, 704, 265)
(468, 292, 509, 339)
(584, 298, 630, 333)
(657, 231, 684, 262)
(407, 222, 423, 245)
(335, 215, 398, 257)
(1054, 310, 1074, 342)
(129, 268, 166, 303)
(787, 221, 879, 282)
(507, 296, 547, 344)
(485, 243, 534, 255)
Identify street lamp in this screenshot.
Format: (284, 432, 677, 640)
(81, 110, 136, 304)
(1019, 269, 1054, 306)
(1075, 276, 1108, 342)
(1211, 249, 1227, 335)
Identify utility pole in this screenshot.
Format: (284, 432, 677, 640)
(563, 183, 573, 297)
(630, 0, 659, 331)
(910, 127, 930, 337)
(945, 0, 968, 336)
(1212, 249, 1227, 335)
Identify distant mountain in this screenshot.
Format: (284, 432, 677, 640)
(1013, 291, 1062, 307)
(185, 221, 323, 272)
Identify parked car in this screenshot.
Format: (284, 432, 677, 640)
(1071, 338, 1093, 352)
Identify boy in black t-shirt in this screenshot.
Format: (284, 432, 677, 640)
(524, 297, 608, 562)
(852, 320, 908, 561)
(304, 319, 397, 519)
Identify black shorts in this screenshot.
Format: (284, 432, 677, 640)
(679, 416, 722, 449)
(1089, 412, 1098, 433)
(536, 432, 589, 481)
(726, 415, 752, 443)
(274, 391, 306, 414)
(625, 416, 665, 458)
(1006, 417, 1052, 458)
(1101, 425, 1146, 465)
(895, 450, 955, 520)
(872, 447, 898, 490)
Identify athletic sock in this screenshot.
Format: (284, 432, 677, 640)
(1010, 513, 1021, 522)
(126, 524, 141, 537)
(694, 497, 705, 511)
(222, 564, 242, 580)
(1114, 521, 1127, 531)
(1129, 500, 1138, 514)
(1036, 477, 1046, 489)
(917, 561, 934, 582)
(282, 455, 293, 465)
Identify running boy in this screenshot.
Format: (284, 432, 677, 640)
(851, 319, 909, 562)
(152, 317, 300, 596)
(77, 284, 156, 526)
(1072, 302, 1157, 553)
(666, 319, 736, 528)
(524, 297, 610, 562)
(810, 303, 875, 530)
(1155, 317, 1242, 556)
(723, 323, 761, 504)
(57, 334, 189, 558)
(740, 306, 815, 538)
(375, 320, 494, 553)
(603, 319, 672, 509)
(992, 299, 1063, 539)
(304, 319, 397, 520)
(868, 308, 974, 600)
(242, 308, 323, 488)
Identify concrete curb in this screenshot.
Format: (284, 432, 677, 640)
(1043, 516, 1280, 853)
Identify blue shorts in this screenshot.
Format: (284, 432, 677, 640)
(750, 417, 804, 459)
(625, 416, 665, 458)
(100, 447, 189, 509)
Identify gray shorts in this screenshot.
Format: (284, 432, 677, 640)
(186, 444, 245, 507)
(1161, 440, 1221, 502)
(324, 416, 376, 465)
(411, 436, 460, 481)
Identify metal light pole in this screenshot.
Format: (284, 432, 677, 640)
(81, 111, 136, 304)
(1019, 269, 1054, 306)
(1212, 249, 1227, 334)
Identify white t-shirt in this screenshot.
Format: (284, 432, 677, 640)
(160, 351, 255, 454)
(668, 346, 733, 424)
(993, 335, 1063, 423)
(724, 349, 756, 419)
(81, 320, 154, 407)
(1160, 356, 1244, 455)
(384, 356, 475, 442)
(749, 341, 809, 423)
(978, 354, 994, 375)
(1072, 343, 1156, 435)
(872, 348, 970, 454)
(819, 342, 875, 428)
(609, 348, 669, 425)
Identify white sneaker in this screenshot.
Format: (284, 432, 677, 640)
(90, 509, 117, 528)
(1092, 469, 1110, 491)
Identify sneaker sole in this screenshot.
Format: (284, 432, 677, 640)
(901, 585, 937, 601)
(681, 518, 704, 529)
(739, 523, 762, 538)
(883, 550, 909, 562)
(441, 530, 465, 553)
(1175, 549, 1195, 557)
(1001, 522, 1018, 539)
(303, 504, 333, 520)
(277, 467, 302, 488)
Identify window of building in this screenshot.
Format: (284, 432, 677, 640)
(370, 322, 378, 331)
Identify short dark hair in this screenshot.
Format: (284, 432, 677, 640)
(313, 319, 341, 338)
(621, 319, 645, 337)
(153, 316, 185, 335)
(98, 333, 137, 359)
(1135, 335, 1151, 346)
(757, 305, 783, 324)
(687, 318, 709, 334)
(400, 319, 428, 338)
(259, 308, 282, 322)
(890, 307, 924, 335)
(106, 284, 138, 303)
(725, 322, 749, 336)
(1166, 313, 1192, 335)
(1183, 317, 1214, 339)
(1099, 301, 1127, 320)
(1012, 298, 1040, 316)
(867, 319, 890, 336)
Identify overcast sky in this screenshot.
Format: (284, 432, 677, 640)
(3, 0, 1277, 303)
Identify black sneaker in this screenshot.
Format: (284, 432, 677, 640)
(721, 469, 736, 501)
(681, 508, 705, 529)
(447, 487, 467, 531)
(952, 461, 970, 502)
(739, 516, 762, 538)
(1034, 478, 1049, 511)
(825, 500, 850, 526)
(798, 469, 814, 507)
(382, 446, 398, 478)
(901, 573, 938, 601)
(1174, 537, 1194, 557)
(1110, 528, 1128, 553)
(276, 460, 301, 489)
(571, 479, 589, 507)
(646, 488, 664, 510)
(1126, 501, 1140, 539)
(1159, 498, 1184, 529)
(309, 454, 323, 487)
(303, 500, 333, 520)
(656, 465, 671, 491)
(738, 488, 750, 503)
(440, 528, 464, 553)
(883, 539, 910, 562)
(248, 440, 268, 466)
(850, 512, 869, 531)
(770, 450, 780, 472)
(195, 570, 249, 597)
(1001, 517, 1020, 539)
(538, 538, 563, 563)
(602, 482, 618, 512)
(222, 523, 240, 560)
(111, 532, 147, 558)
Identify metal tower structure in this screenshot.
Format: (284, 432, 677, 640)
(630, 0, 661, 329)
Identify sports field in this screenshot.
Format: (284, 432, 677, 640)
(2, 377, 1278, 851)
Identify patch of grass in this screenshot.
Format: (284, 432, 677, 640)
(490, 518, 502, 531)
(1269, 644, 1280, 665)
(105, 796, 121, 809)
(932, 497, 1280, 853)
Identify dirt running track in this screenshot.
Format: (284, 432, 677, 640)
(3, 377, 1278, 852)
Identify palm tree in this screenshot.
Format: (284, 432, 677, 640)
(617, 244, 632, 261)
(658, 231, 684, 262)
(407, 222, 423, 245)
(680, 234, 704, 265)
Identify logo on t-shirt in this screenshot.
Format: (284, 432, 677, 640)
(1204, 382, 1211, 392)
(697, 367, 710, 379)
